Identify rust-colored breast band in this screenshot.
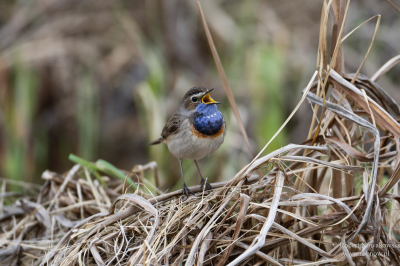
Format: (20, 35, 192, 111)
(191, 123, 225, 139)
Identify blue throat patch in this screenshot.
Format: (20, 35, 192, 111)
(193, 104, 223, 136)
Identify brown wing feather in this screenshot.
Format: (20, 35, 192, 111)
(149, 113, 185, 145)
(161, 113, 184, 139)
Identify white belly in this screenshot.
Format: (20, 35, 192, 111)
(165, 120, 225, 160)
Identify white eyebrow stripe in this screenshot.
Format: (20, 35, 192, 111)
(192, 93, 204, 99)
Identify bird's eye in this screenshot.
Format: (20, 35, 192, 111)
(191, 97, 198, 102)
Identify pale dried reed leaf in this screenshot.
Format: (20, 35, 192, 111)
(331, 0, 346, 73)
(371, 55, 400, 82)
(227, 172, 284, 266)
(361, 88, 376, 127)
(331, 196, 366, 227)
(227, 236, 283, 266)
(304, 90, 379, 242)
(261, 219, 340, 252)
(308, 0, 332, 140)
(279, 156, 364, 172)
(0, 192, 22, 198)
(40, 212, 108, 266)
(90, 245, 105, 266)
(262, 199, 333, 207)
(112, 195, 158, 265)
(212, 198, 241, 239)
(278, 258, 314, 265)
(323, 0, 349, 81)
(198, 232, 213, 266)
(346, 73, 400, 116)
(54, 214, 79, 228)
(291, 193, 360, 223)
(49, 200, 97, 215)
(273, 223, 334, 259)
(98, 185, 111, 208)
(295, 258, 344, 266)
(156, 203, 209, 262)
(238, 144, 327, 181)
(329, 68, 400, 137)
(0, 180, 5, 216)
(379, 138, 400, 197)
(251, 203, 319, 227)
(325, 137, 372, 161)
(83, 169, 106, 213)
(16, 198, 52, 234)
(76, 182, 84, 220)
(216, 194, 250, 266)
(246, 213, 333, 258)
(317, 0, 331, 70)
(330, 88, 353, 111)
(47, 164, 80, 211)
(186, 192, 234, 265)
(0, 211, 33, 247)
(334, 116, 352, 144)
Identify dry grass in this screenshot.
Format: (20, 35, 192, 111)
(2, 1, 400, 266)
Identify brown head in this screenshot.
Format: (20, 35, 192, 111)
(181, 87, 219, 111)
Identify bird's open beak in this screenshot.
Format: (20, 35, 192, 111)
(202, 88, 220, 104)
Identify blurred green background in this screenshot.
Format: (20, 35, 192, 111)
(0, 0, 399, 191)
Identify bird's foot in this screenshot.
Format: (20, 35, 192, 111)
(182, 184, 195, 199)
(200, 178, 212, 191)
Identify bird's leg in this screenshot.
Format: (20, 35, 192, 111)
(194, 160, 212, 191)
(179, 159, 194, 197)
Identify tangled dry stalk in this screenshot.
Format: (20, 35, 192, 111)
(2, 1, 400, 265)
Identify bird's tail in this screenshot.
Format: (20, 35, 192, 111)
(149, 138, 164, 145)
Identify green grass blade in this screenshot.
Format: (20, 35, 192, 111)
(95, 159, 136, 188)
(69, 154, 106, 187)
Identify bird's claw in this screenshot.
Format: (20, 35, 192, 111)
(200, 178, 212, 191)
(182, 184, 195, 199)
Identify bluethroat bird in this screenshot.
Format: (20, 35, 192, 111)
(150, 87, 226, 196)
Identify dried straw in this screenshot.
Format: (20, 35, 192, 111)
(2, 1, 400, 265)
